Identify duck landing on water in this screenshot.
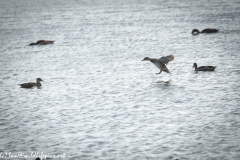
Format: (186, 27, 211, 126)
(29, 40, 54, 45)
(193, 63, 216, 71)
(18, 78, 44, 88)
(192, 28, 219, 35)
(142, 54, 174, 74)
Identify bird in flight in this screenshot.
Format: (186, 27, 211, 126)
(142, 54, 174, 74)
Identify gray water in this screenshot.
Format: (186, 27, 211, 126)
(0, 0, 240, 160)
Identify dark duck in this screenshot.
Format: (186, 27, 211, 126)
(192, 28, 219, 35)
(18, 78, 44, 88)
(29, 40, 54, 45)
(193, 63, 216, 71)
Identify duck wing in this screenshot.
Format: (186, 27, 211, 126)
(162, 63, 170, 73)
(159, 54, 174, 65)
(36, 40, 46, 43)
(197, 66, 217, 71)
(36, 40, 54, 44)
(206, 66, 216, 68)
(19, 82, 37, 88)
(155, 61, 170, 73)
(201, 28, 219, 33)
(198, 66, 216, 69)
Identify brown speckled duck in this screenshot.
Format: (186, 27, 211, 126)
(29, 40, 54, 45)
(193, 63, 216, 71)
(142, 54, 174, 74)
(18, 78, 43, 88)
(192, 28, 219, 35)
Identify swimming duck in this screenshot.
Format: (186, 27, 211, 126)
(35, 158, 41, 160)
(29, 40, 54, 45)
(192, 28, 219, 35)
(18, 78, 44, 88)
(193, 63, 216, 71)
(142, 54, 174, 74)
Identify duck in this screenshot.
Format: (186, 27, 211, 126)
(18, 78, 44, 88)
(35, 158, 41, 160)
(142, 54, 174, 74)
(192, 28, 219, 35)
(29, 40, 54, 45)
(193, 63, 216, 71)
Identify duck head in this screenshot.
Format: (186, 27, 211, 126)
(36, 78, 44, 83)
(192, 29, 200, 35)
(142, 57, 151, 61)
(193, 63, 197, 68)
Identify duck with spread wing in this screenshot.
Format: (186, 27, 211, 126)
(142, 54, 174, 74)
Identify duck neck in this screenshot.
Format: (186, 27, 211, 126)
(193, 63, 197, 69)
(150, 59, 155, 63)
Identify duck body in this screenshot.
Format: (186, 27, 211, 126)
(142, 54, 174, 74)
(193, 63, 216, 71)
(19, 78, 43, 88)
(29, 40, 54, 45)
(192, 28, 219, 35)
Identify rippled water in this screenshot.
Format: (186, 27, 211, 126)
(1, 0, 240, 160)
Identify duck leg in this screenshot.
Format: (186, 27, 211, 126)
(156, 70, 162, 74)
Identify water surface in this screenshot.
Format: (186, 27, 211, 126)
(0, 0, 240, 159)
